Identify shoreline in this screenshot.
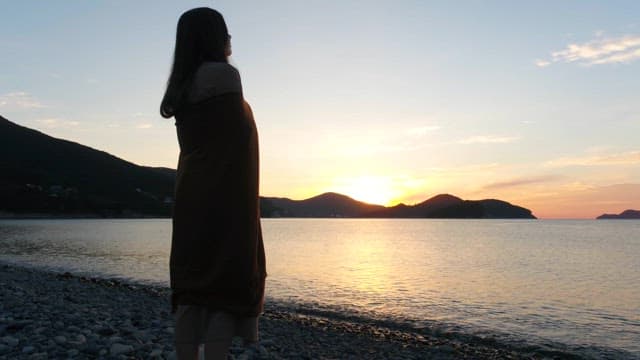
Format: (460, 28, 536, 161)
(0, 264, 605, 359)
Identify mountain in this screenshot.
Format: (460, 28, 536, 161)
(366, 194, 463, 217)
(0, 116, 174, 217)
(261, 193, 536, 219)
(261, 192, 385, 217)
(1, 116, 536, 219)
(596, 210, 640, 219)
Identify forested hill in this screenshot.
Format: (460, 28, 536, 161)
(0, 116, 174, 217)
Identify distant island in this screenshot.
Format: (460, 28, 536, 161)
(0, 115, 535, 219)
(596, 210, 640, 219)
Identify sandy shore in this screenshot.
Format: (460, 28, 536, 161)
(0, 264, 573, 359)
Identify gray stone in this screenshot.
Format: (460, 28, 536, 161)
(22, 345, 36, 353)
(73, 334, 87, 344)
(149, 348, 163, 357)
(259, 345, 269, 357)
(53, 335, 66, 344)
(30, 352, 48, 360)
(83, 343, 99, 355)
(2, 335, 19, 347)
(97, 327, 116, 336)
(67, 325, 81, 332)
(110, 343, 133, 356)
(67, 348, 79, 356)
(108, 336, 123, 344)
(0, 344, 9, 354)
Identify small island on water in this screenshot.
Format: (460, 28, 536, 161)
(0, 116, 536, 219)
(597, 209, 640, 219)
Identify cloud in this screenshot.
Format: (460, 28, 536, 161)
(546, 150, 640, 167)
(457, 135, 519, 144)
(537, 34, 640, 67)
(482, 175, 559, 190)
(136, 123, 153, 129)
(534, 59, 551, 67)
(0, 92, 45, 109)
(35, 118, 79, 129)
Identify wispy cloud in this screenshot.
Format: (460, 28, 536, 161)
(546, 150, 640, 167)
(457, 135, 519, 144)
(35, 118, 79, 129)
(0, 92, 45, 109)
(133, 112, 154, 129)
(534, 59, 551, 67)
(482, 175, 559, 190)
(537, 34, 640, 67)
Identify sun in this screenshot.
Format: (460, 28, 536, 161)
(332, 176, 398, 205)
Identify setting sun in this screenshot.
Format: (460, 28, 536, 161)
(330, 175, 410, 205)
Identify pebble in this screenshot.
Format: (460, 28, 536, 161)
(21, 345, 35, 353)
(75, 334, 87, 344)
(110, 343, 133, 355)
(2, 335, 19, 347)
(67, 348, 79, 356)
(53, 335, 66, 344)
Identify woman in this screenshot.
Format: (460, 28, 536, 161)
(160, 7, 266, 360)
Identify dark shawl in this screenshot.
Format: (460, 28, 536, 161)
(170, 93, 266, 317)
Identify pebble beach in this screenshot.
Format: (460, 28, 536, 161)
(1, 264, 582, 359)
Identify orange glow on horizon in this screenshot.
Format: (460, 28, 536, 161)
(326, 175, 429, 206)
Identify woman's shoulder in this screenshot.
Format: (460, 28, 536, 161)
(197, 61, 239, 77)
(188, 62, 242, 103)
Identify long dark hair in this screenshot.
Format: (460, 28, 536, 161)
(160, 8, 230, 118)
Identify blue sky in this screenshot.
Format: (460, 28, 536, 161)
(1, 1, 639, 218)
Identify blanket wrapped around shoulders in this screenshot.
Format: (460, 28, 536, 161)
(170, 90, 266, 317)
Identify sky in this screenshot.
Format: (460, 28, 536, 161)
(1, 1, 639, 218)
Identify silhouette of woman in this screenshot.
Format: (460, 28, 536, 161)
(160, 7, 266, 360)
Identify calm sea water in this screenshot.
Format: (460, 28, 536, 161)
(0, 219, 638, 357)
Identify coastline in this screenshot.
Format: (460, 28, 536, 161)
(0, 263, 612, 359)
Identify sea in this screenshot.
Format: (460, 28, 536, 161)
(0, 218, 638, 358)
